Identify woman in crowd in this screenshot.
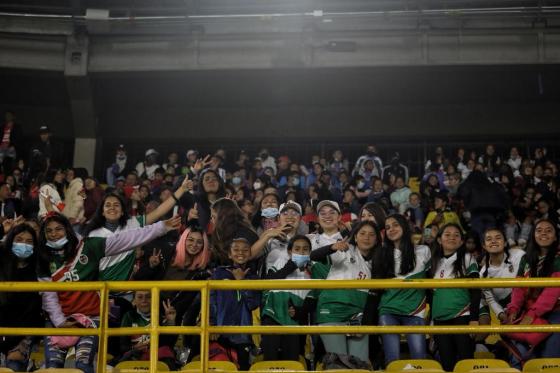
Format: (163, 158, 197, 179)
(310, 221, 380, 367)
(374, 214, 431, 366)
(0, 224, 43, 371)
(37, 212, 180, 373)
(506, 219, 560, 361)
(430, 223, 481, 372)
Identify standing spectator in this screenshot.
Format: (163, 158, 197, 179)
(28, 125, 64, 180)
(329, 149, 349, 174)
(259, 148, 277, 175)
(106, 144, 132, 186)
(83, 176, 104, 222)
(136, 148, 161, 180)
(507, 146, 523, 177)
(0, 111, 22, 175)
(353, 145, 383, 177)
(62, 168, 86, 229)
(458, 170, 509, 239)
(479, 144, 501, 176)
(383, 153, 409, 185)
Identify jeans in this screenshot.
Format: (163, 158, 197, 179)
(261, 316, 301, 361)
(379, 313, 427, 365)
(44, 321, 99, 373)
(470, 212, 499, 241)
(6, 359, 29, 371)
(319, 322, 369, 362)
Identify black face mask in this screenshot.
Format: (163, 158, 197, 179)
(260, 153, 268, 159)
(544, 176, 553, 182)
(367, 151, 375, 156)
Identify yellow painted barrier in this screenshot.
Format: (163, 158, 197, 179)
(1, 278, 560, 372)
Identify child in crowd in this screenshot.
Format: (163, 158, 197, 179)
(261, 235, 315, 361)
(114, 290, 178, 369)
(210, 234, 261, 370)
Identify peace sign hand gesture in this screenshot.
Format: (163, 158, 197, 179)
(193, 155, 212, 174)
(162, 299, 176, 324)
(149, 248, 162, 268)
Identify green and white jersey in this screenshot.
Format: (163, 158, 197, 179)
(379, 245, 431, 318)
(91, 215, 145, 281)
(307, 231, 343, 280)
(432, 252, 479, 321)
(261, 257, 313, 325)
(316, 245, 371, 324)
(479, 248, 524, 317)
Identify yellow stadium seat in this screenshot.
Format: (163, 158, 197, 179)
(314, 370, 370, 373)
(523, 359, 560, 372)
(0, 368, 14, 372)
(387, 359, 444, 371)
(114, 360, 170, 372)
(182, 360, 238, 371)
(249, 360, 306, 371)
(35, 370, 87, 373)
(453, 359, 512, 372)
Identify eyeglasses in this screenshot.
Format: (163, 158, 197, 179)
(281, 210, 300, 217)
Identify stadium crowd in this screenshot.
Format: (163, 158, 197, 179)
(0, 111, 559, 371)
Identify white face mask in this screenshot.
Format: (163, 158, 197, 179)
(47, 237, 68, 249)
(253, 182, 262, 190)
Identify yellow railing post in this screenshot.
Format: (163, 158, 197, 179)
(97, 282, 109, 373)
(200, 282, 210, 373)
(150, 286, 160, 373)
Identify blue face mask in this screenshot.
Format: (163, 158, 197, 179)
(261, 207, 279, 219)
(291, 253, 310, 268)
(47, 237, 68, 249)
(232, 176, 242, 185)
(12, 242, 34, 259)
(291, 177, 300, 187)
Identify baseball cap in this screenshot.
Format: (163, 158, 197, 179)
(316, 200, 341, 214)
(145, 148, 158, 157)
(279, 201, 302, 215)
(186, 149, 198, 157)
(39, 125, 50, 134)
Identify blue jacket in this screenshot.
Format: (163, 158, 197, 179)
(210, 266, 261, 344)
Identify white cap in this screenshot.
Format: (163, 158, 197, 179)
(145, 148, 158, 157)
(316, 200, 341, 214)
(279, 201, 302, 215)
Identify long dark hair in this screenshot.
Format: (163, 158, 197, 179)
(38, 213, 80, 274)
(430, 223, 467, 278)
(196, 169, 226, 208)
(1, 224, 39, 281)
(359, 202, 387, 228)
(349, 220, 382, 259)
(82, 192, 130, 237)
(525, 218, 559, 278)
(212, 198, 256, 262)
(481, 227, 511, 278)
(373, 214, 416, 278)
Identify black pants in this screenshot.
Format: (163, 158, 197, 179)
(260, 316, 301, 361)
(434, 316, 474, 372)
(233, 343, 252, 371)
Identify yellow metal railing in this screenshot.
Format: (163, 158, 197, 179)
(1, 277, 560, 373)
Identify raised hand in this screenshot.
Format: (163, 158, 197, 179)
(164, 215, 182, 231)
(162, 299, 176, 324)
(187, 203, 199, 221)
(193, 155, 212, 174)
(149, 248, 162, 268)
(179, 174, 194, 193)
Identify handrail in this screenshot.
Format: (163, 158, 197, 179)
(0, 277, 559, 373)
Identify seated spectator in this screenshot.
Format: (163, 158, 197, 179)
(423, 192, 461, 230)
(390, 176, 411, 214)
(113, 291, 178, 369)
